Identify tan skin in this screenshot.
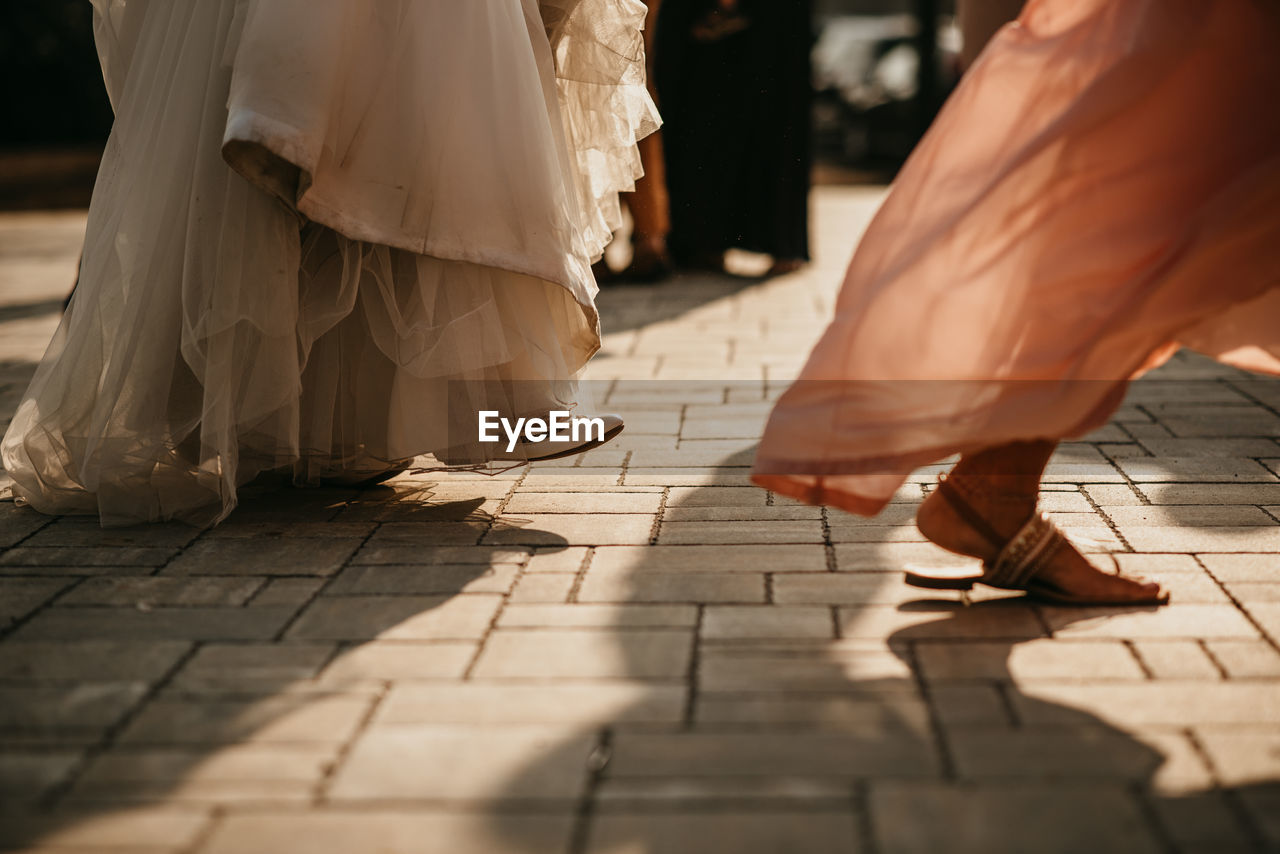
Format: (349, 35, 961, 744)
(916, 440, 1165, 602)
(621, 0, 675, 281)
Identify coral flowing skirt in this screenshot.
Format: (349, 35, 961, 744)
(1, 0, 657, 525)
(753, 0, 1280, 515)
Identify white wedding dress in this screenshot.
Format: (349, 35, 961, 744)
(1, 0, 657, 525)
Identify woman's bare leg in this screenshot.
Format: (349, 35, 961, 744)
(916, 440, 1165, 601)
(619, 0, 672, 279)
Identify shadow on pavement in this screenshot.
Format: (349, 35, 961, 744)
(0, 482, 571, 850)
(595, 271, 770, 338)
(1, 421, 1279, 853)
(482, 454, 1280, 853)
(0, 299, 65, 324)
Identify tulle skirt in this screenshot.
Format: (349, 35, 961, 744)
(753, 0, 1280, 515)
(1, 0, 658, 525)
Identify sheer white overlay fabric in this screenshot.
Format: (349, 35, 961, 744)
(1, 0, 658, 525)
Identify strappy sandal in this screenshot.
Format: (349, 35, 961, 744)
(906, 475, 1169, 606)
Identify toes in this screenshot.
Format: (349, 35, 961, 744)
(1122, 577, 1166, 602)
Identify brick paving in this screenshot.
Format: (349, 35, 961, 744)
(1, 189, 1279, 853)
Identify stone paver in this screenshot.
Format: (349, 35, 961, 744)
(701, 605, 835, 640)
(0, 807, 209, 850)
(58, 576, 265, 607)
(172, 643, 335, 690)
(1193, 728, 1280, 787)
(577, 569, 766, 604)
(606, 731, 938, 778)
(1, 683, 150, 732)
(163, 539, 360, 576)
(285, 594, 501, 641)
(2, 192, 1278, 852)
(1130, 639, 1223, 680)
(585, 813, 861, 854)
(204, 814, 576, 854)
(0, 640, 191, 682)
(376, 683, 686, 726)
(699, 641, 915, 691)
(870, 783, 1162, 854)
(329, 726, 595, 803)
(10, 606, 299, 642)
(1205, 640, 1280, 678)
(0, 579, 71, 627)
(470, 629, 693, 680)
(324, 563, 520, 596)
(916, 639, 1146, 682)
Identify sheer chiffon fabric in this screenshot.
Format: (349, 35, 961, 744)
(753, 0, 1280, 515)
(1, 0, 658, 525)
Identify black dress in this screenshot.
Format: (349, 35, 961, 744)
(655, 0, 813, 263)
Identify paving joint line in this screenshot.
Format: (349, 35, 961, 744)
(903, 641, 958, 781)
(648, 486, 669, 546)
(566, 727, 612, 854)
(1130, 781, 1180, 854)
(175, 805, 226, 854)
(0, 571, 85, 644)
(1181, 727, 1271, 851)
(1123, 639, 1158, 680)
(313, 680, 392, 806)
(566, 546, 595, 604)
(1028, 603, 1055, 639)
(616, 450, 633, 488)
(268, 523, 382, 644)
(0, 508, 56, 550)
(851, 780, 881, 854)
(1225, 377, 1280, 420)
(1192, 553, 1280, 653)
(1084, 455, 1141, 554)
(820, 506, 838, 576)
(221, 575, 272, 608)
(682, 605, 705, 729)
(1220, 786, 1272, 854)
(1196, 638, 1232, 680)
(460, 551, 526, 682)
(992, 679, 1022, 727)
(37, 639, 203, 809)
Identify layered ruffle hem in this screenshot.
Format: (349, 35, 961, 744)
(752, 0, 1280, 515)
(1, 0, 659, 525)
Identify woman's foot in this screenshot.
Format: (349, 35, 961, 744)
(915, 476, 1166, 603)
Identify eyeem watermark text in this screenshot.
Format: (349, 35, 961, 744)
(478, 411, 605, 452)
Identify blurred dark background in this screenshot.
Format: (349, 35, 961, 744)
(0, 0, 112, 208)
(812, 0, 960, 180)
(0, 0, 957, 209)
(1, 0, 113, 146)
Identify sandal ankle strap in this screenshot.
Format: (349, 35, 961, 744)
(986, 511, 1066, 590)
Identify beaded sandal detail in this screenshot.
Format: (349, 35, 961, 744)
(906, 475, 1169, 606)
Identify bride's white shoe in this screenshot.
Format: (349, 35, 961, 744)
(490, 413, 624, 462)
(434, 413, 624, 466)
